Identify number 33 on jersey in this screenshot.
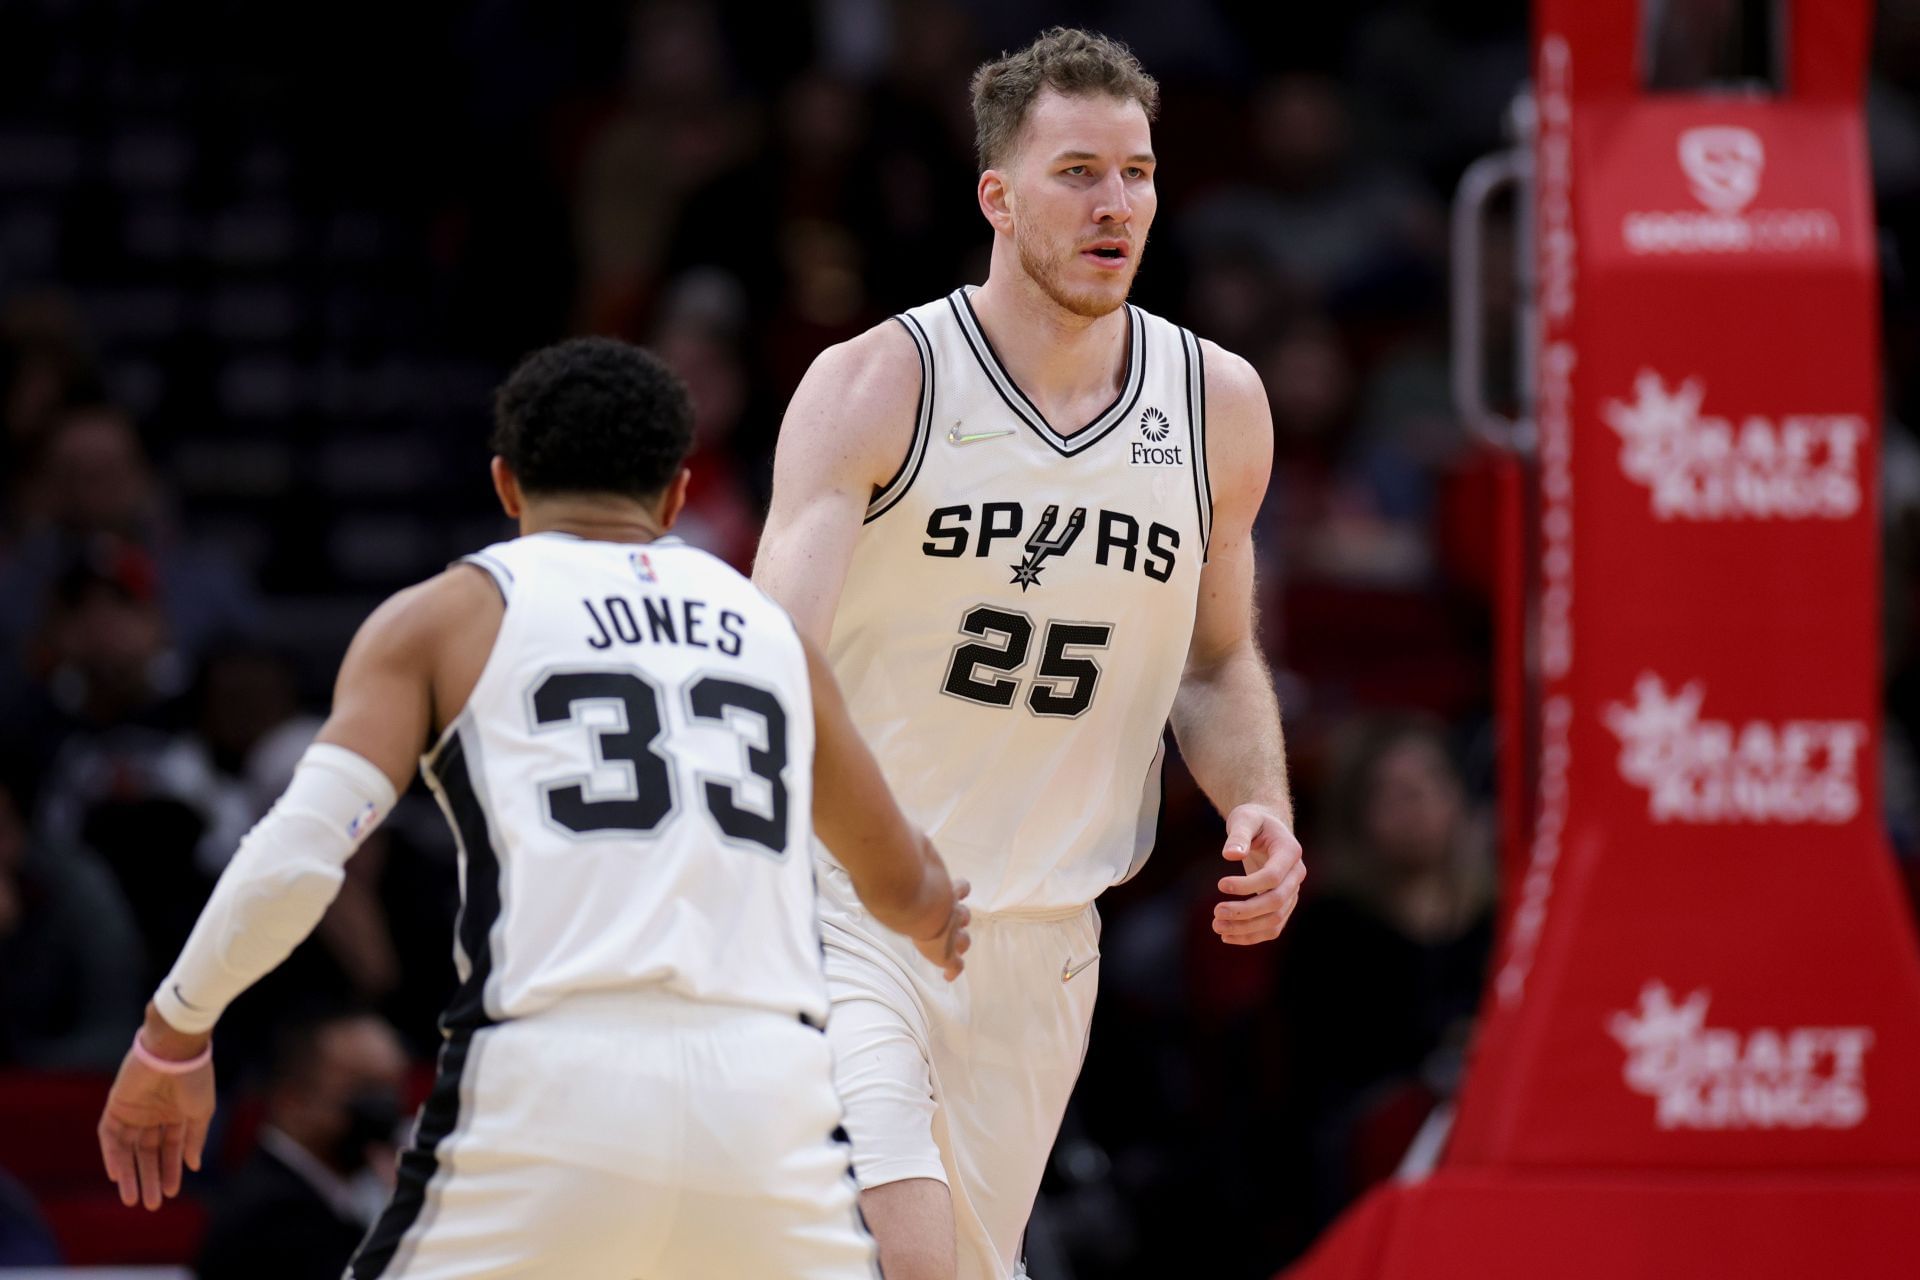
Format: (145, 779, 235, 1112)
(823, 287, 1212, 912)
(425, 534, 827, 1031)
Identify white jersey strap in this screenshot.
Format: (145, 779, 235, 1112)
(458, 549, 516, 603)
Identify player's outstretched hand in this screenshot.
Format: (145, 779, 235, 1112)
(916, 877, 972, 982)
(1214, 803, 1304, 946)
(98, 1020, 215, 1211)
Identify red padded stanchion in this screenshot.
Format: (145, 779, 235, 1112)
(1286, 2, 1920, 1274)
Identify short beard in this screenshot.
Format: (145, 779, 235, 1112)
(1015, 221, 1137, 319)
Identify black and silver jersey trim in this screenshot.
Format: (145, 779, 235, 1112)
(1179, 326, 1214, 560)
(865, 313, 936, 524)
(947, 287, 1145, 457)
(423, 724, 505, 1033)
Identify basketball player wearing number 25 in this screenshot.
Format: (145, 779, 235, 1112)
(754, 28, 1303, 1280)
(94, 338, 970, 1278)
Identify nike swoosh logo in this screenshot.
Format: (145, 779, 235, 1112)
(948, 426, 1015, 445)
(172, 983, 206, 1012)
(1061, 954, 1099, 983)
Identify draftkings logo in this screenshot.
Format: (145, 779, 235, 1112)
(1602, 370, 1865, 520)
(1604, 673, 1866, 824)
(1610, 981, 1872, 1131)
(1129, 406, 1182, 467)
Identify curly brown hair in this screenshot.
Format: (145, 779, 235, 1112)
(969, 27, 1159, 172)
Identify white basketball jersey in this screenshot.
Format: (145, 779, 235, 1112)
(423, 533, 825, 1028)
(826, 286, 1213, 913)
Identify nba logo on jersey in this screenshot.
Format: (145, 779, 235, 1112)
(631, 550, 658, 583)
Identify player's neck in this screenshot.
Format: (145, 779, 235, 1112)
(519, 498, 668, 545)
(970, 267, 1130, 410)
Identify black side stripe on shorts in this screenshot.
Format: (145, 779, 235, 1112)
(425, 729, 504, 1033)
(347, 1028, 475, 1279)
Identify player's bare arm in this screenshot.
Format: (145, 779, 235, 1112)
(753, 320, 923, 644)
(805, 633, 970, 980)
(1168, 341, 1305, 946)
(96, 566, 501, 1210)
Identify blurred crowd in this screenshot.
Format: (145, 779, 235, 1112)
(2, 0, 1919, 1276)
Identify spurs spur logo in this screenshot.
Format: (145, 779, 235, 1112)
(1610, 982, 1872, 1131)
(1602, 371, 1864, 520)
(1604, 674, 1866, 824)
(1009, 503, 1085, 591)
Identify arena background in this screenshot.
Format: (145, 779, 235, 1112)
(1, 1, 1917, 1275)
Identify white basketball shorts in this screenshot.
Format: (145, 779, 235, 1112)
(347, 989, 879, 1279)
(815, 859, 1100, 1280)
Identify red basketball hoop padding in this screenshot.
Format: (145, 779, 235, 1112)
(1283, 0, 1920, 1272)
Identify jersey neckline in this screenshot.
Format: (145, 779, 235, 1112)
(946, 286, 1145, 458)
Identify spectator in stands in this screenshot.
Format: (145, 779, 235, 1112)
(1177, 74, 1443, 306)
(571, 0, 758, 334)
(9, 552, 209, 976)
(197, 1008, 408, 1280)
(648, 274, 768, 569)
(0, 402, 259, 701)
(0, 776, 144, 1070)
(0, 290, 103, 487)
(1263, 714, 1494, 1240)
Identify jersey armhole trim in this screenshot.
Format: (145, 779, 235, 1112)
(456, 551, 514, 604)
(864, 314, 935, 525)
(1181, 328, 1215, 561)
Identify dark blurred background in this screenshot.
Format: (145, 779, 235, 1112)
(1, 1, 1917, 1275)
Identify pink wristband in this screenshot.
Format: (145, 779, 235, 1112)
(133, 1029, 212, 1074)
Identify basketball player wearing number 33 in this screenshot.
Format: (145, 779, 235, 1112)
(95, 339, 970, 1278)
(754, 27, 1305, 1280)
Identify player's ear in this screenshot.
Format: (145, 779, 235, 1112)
(490, 457, 523, 519)
(978, 168, 1014, 234)
(654, 468, 692, 532)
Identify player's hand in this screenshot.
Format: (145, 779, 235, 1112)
(98, 1017, 215, 1211)
(915, 877, 971, 982)
(1214, 803, 1304, 946)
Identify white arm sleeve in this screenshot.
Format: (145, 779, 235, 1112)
(153, 743, 398, 1035)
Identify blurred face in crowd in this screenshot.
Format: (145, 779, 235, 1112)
(39, 573, 170, 719)
(1262, 320, 1354, 447)
(274, 1015, 409, 1178)
(38, 407, 153, 535)
(992, 89, 1156, 319)
(1364, 733, 1466, 875)
(1254, 75, 1351, 192)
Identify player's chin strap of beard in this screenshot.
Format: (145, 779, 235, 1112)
(152, 744, 398, 1037)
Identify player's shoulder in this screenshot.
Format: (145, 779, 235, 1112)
(364, 563, 504, 652)
(1194, 337, 1265, 417)
(793, 317, 923, 417)
(337, 560, 503, 687)
(1191, 337, 1273, 503)
(776, 317, 928, 485)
